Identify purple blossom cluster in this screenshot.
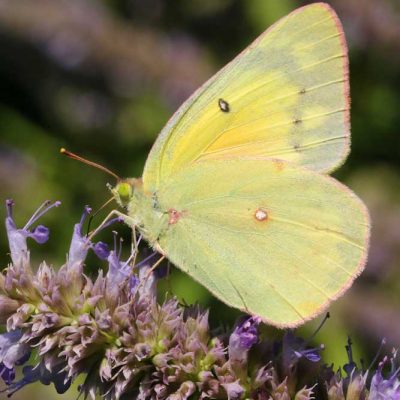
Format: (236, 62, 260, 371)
(0, 200, 399, 399)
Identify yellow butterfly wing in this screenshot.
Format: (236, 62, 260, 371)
(143, 3, 350, 192)
(155, 159, 369, 327)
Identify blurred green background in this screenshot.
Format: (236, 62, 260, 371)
(1, 0, 400, 398)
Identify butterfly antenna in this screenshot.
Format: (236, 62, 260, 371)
(86, 197, 115, 235)
(60, 148, 121, 181)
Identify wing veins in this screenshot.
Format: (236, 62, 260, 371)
(158, 51, 346, 178)
(243, 216, 355, 277)
(186, 213, 363, 252)
(147, 6, 348, 186)
(282, 15, 334, 37)
(271, 216, 364, 250)
(194, 57, 345, 139)
(184, 220, 305, 318)
(184, 214, 357, 279)
(176, 223, 227, 298)
(215, 53, 345, 108)
(161, 51, 346, 169)
(196, 109, 346, 159)
(296, 32, 341, 50)
(200, 135, 346, 158)
(245, 231, 334, 298)
(177, 220, 304, 318)
(177, 185, 350, 208)
(223, 77, 345, 119)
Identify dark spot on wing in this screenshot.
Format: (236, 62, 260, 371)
(293, 118, 302, 125)
(218, 98, 230, 113)
(300, 88, 306, 94)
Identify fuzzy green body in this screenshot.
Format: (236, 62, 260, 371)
(114, 180, 168, 248)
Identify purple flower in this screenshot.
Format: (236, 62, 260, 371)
(0, 296, 20, 325)
(107, 250, 130, 285)
(283, 331, 323, 365)
(106, 248, 140, 296)
(221, 380, 245, 400)
(30, 225, 50, 244)
(93, 241, 110, 260)
(129, 275, 140, 291)
(106, 234, 132, 287)
(0, 363, 15, 385)
(0, 330, 30, 373)
(229, 316, 261, 364)
(68, 207, 120, 265)
(67, 206, 92, 265)
(293, 346, 323, 363)
(370, 354, 400, 399)
(5, 200, 60, 264)
(6, 362, 71, 397)
(0, 349, 31, 386)
(105, 232, 154, 297)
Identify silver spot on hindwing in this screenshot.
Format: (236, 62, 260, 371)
(254, 208, 268, 222)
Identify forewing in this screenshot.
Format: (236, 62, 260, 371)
(143, 3, 350, 192)
(156, 159, 369, 327)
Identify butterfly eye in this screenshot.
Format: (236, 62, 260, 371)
(114, 182, 133, 207)
(218, 98, 230, 113)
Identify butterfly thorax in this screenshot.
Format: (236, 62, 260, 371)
(112, 178, 168, 247)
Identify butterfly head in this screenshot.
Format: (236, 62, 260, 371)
(111, 178, 141, 208)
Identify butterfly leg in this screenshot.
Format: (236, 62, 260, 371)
(87, 209, 136, 241)
(132, 231, 143, 266)
(135, 254, 166, 291)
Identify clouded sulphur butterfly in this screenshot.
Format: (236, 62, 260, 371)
(68, 3, 370, 327)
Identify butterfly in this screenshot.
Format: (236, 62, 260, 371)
(66, 2, 370, 328)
